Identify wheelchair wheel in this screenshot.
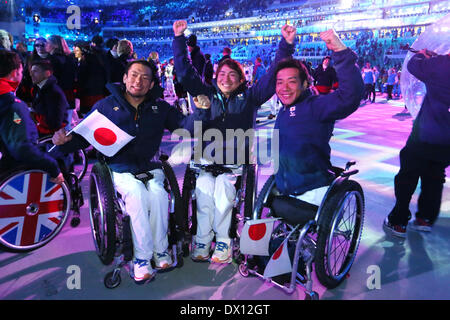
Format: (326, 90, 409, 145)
(38, 136, 88, 181)
(315, 179, 364, 289)
(181, 165, 197, 239)
(0, 169, 71, 252)
(89, 162, 116, 265)
(252, 175, 276, 220)
(243, 164, 256, 219)
(161, 161, 183, 237)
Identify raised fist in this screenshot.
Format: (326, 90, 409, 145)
(193, 95, 211, 109)
(173, 20, 188, 37)
(281, 25, 296, 45)
(320, 29, 347, 52)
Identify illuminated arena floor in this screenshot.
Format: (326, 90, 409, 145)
(1, 93, 449, 300)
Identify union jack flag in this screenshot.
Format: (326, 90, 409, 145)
(0, 171, 66, 247)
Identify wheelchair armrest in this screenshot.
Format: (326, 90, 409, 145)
(341, 169, 359, 178)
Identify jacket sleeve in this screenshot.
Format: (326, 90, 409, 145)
(172, 35, 215, 97)
(311, 48, 364, 122)
(247, 37, 295, 107)
(0, 104, 61, 178)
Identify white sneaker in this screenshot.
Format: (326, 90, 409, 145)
(153, 251, 173, 270)
(211, 240, 232, 264)
(133, 259, 155, 284)
(191, 242, 211, 262)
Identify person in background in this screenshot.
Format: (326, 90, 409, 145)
(384, 50, 450, 238)
(0, 49, 64, 185)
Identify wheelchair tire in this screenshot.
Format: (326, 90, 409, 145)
(181, 166, 197, 237)
(243, 164, 256, 219)
(0, 169, 71, 252)
(253, 175, 276, 220)
(315, 179, 364, 289)
(38, 136, 88, 181)
(104, 270, 121, 289)
(89, 162, 116, 265)
(161, 161, 183, 244)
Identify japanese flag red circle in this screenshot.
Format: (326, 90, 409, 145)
(248, 223, 267, 241)
(93, 128, 117, 146)
(272, 243, 284, 260)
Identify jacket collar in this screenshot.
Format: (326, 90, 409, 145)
(212, 79, 247, 100)
(0, 78, 19, 95)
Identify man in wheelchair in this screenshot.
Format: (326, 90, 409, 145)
(239, 30, 365, 297)
(172, 20, 296, 264)
(273, 29, 363, 202)
(52, 59, 210, 284)
(0, 50, 64, 185)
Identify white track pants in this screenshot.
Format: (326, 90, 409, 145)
(194, 170, 239, 245)
(112, 169, 169, 261)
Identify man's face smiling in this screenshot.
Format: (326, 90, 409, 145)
(216, 65, 243, 98)
(123, 63, 154, 99)
(276, 67, 305, 106)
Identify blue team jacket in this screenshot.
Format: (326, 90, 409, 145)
(274, 48, 364, 195)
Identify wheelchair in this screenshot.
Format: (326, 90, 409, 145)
(88, 154, 185, 289)
(0, 166, 83, 252)
(238, 161, 365, 300)
(181, 160, 258, 261)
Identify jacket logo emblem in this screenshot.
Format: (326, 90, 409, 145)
(152, 106, 158, 113)
(13, 112, 22, 124)
(237, 93, 244, 100)
(289, 106, 296, 117)
(113, 106, 119, 111)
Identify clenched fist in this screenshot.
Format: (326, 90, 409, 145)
(281, 25, 297, 45)
(320, 29, 347, 52)
(193, 95, 211, 109)
(173, 20, 188, 37)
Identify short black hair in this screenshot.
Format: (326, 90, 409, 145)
(186, 34, 197, 47)
(275, 58, 310, 84)
(0, 50, 22, 78)
(216, 58, 245, 81)
(105, 37, 119, 50)
(125, 59, 159, 86)
(31, 59, 53, 73)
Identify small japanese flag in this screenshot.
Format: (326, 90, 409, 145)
(73, 109, 134, 157)
(263, 239, 292, 279)
(240, 218, 279, 256)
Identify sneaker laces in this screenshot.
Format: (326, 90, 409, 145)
(134, 258, 149, 268)
(196, 243, 207, 250)
(156, 252, 169, 259)
(215, 242, 228, 252)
